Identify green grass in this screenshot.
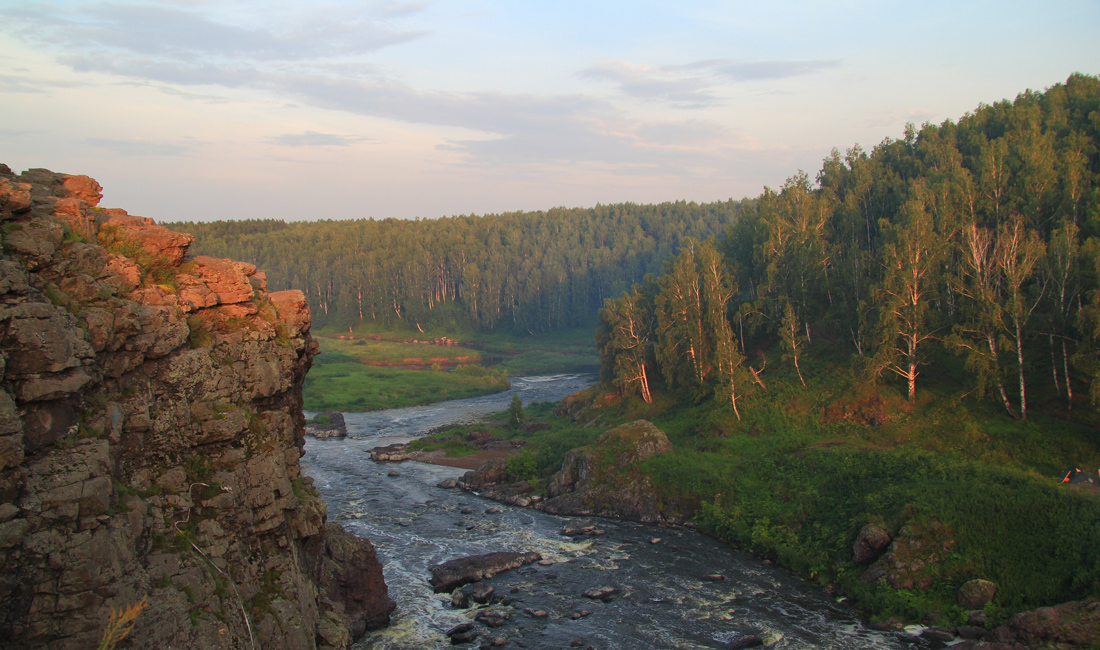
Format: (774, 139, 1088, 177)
(302, 326, 597, 411)
(406, 434, 480, 457)
(316, 335, 484, 366)
(531, 339, 1100, 624)
(468, 326, 599, 375)
(303, 362, 509, 411)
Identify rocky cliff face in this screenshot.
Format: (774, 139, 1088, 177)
(0, 165, 393, 650)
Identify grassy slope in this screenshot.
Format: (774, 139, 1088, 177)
(303, 325, 597, 411)
(551, 344, 1100, 625)
(304, 335, 508, 411)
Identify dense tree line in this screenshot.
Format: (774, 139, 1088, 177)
(171, 202, 742, 333)
(599, 74, 1100, 418)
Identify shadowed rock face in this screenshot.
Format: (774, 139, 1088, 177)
(0, 164, 392, 650)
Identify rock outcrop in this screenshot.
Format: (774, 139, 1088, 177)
(305, 411, 347, 438)
(428, 551, 542, 593)
(455, 419, 694, 524)
(540, 420, 689, 524)
(0, 165, 392, 649)
(861, 518, 957, 589)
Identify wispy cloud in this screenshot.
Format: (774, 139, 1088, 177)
(0, 2, 784, 170)
(0, 72, 82, 94)
(85, 138, 190, 156)
(580, 58, 841, 107)
(579, 61, 718, 107)
(271, 131, 372, 147)
(1, 1, 427, 62)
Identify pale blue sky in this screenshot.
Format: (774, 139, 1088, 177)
(1, 0, 1096, 221)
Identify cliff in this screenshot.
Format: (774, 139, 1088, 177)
(0, 165, 393, 650)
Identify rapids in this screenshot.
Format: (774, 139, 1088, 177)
(301, 374, 930, 650)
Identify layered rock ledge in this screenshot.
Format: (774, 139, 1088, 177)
(0, 165, 393, 649)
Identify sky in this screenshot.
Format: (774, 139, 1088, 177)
(1, 1, 1097, 223)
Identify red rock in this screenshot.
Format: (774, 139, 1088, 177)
(0, 177, 32, 214)
(192, 255, 255, 305)
(59, 175, 103, 206)
(104, 213, 193, 265)
(269, 289, 311, 336)
(52, 198, 95, 240)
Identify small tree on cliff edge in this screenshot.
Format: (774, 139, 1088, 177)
(508, 393, 524, 428)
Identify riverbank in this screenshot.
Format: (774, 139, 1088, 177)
(300, 375, 929, 650)
(370, 379, 1100, 648)
(303, 327, 596, 411)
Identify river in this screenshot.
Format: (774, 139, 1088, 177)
(301, 374, 931, 650)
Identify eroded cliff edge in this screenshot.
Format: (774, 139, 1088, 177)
(0, 165, 394, 650)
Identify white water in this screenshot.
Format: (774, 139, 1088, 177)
(302, 375, 932, 650)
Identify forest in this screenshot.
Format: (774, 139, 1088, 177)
(170, 201, 742, 334)
(598, 73, 1100, 420)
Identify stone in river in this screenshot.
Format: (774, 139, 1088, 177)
(470, 583, 495, 604)
(727, 635, 764, 649)
(582, 586, 618, 602)
(429, 551, 542, 592)
(701, 573, 725, 582)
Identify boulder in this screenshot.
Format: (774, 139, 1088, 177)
(862, 519, 956, 589)
(305, 411, 347, 438)
(460, 457, 509, 489)
(1006, 598, 1100, 648)
(853, 524, 891, 565)
(958, 579, 997, 609)
(370, 443, 412, 462)
(309, 523, 395, 637)
(539, 420, 689, 524)
(429, 551, 542, 593)
(582, 586, 618, 602)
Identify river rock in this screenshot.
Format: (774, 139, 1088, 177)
(447, 622, 478, 644)
(562, 522, 602, 536)
(956, 625, 987, 639)
(582, 586, 618, 602)
(429, 551, 542, 592)
(370, 442, 413, 461)
(727, 636, 764, 649)
(921, 626, 957, 642)
(475, 610, 511, 627)
(460, 457, 510, 489)
(958, 579, 998, 609)
(305, 411, 347, 438)
(438, 478, 458, 489)
(470, 582, 495, 604)
(968, 610, 990, 627)
(701, 573, 725, 582)
(853, 523, 891, 565)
